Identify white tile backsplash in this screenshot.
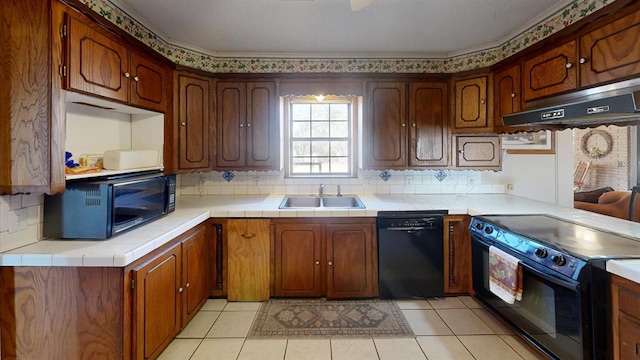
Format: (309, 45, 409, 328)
(179, 170, 504, 196)
(0, 194, 42, 252)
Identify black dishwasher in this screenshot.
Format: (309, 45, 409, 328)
(377, 210, 447, 299)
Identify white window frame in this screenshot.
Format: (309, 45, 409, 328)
(283, 96, 359, 178)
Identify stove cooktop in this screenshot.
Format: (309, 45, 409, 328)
(478, 214, 640, 260)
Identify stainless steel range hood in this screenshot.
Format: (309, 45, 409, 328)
(502, 78, 640, 127)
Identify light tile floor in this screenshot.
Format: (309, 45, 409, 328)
(158, 296, 549, 360)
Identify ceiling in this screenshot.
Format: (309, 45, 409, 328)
(114, 0, 574, 58)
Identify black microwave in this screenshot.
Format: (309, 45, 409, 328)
(44, 172, 176, 239)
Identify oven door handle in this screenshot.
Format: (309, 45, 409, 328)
(518, 260, 580, 292)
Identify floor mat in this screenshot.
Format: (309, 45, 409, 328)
(247, 298, 415, 338)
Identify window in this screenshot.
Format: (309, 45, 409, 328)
(284, 96, 358, 177)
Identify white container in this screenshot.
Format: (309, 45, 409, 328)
(103, 149, 159, 170)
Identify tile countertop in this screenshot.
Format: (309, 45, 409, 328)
(3, 194, 640, 276)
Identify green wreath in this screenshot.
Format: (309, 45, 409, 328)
(581, 129, 613, 159)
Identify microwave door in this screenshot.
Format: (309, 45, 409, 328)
(112, 178, 166, 235)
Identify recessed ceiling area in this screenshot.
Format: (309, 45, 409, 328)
(113, 0, 571, 57)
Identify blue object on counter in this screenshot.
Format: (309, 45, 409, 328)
(65, 151, 79, 168)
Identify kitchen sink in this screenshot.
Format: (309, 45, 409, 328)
(278, 195, 365, 209)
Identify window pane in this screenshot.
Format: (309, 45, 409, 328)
(330, 141, 349, 156)
(292, 122, 311, 138)
(311, 104, 329, 120)
(311, 158, 329, 173)
(330, 157, 349, 173)
(311, 141, 330, 156)
(292, 158, 312, 173)
(330, 104, 348, 120)
(330, 121, 349, 138)
(311, 121, 330, 138)
(292, 104, 310, 120)
(292, 141, 311, 156)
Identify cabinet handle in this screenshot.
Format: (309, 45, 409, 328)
(181, 122, 186, 126)
(315, 261, 320, 265)
(565, 62, 573, 69)
(510, 93, 516, 98)
(178, 287, 183, 293)
(247, 123, 252, 127)
(185, 283, 190, 288)
(240, 123, 244, 128)
(124, 72, 130, 78)
(328, 261, 333, 266)
(401, 123, 406, 127)
(480, 99, 485, 104)
(133, 76, 139, 82)
(411, 123, 416, 127)
(458, 150, 464, 154)
(579, 57, 587, 64)
(241, 233, 256, 239)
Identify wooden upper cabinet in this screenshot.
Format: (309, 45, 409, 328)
(409, 81, 449, 167)
(579, 8, 640, 88)
(523, 40, 577, 102)
(453, 75, 491, 133)
(175, 71, 212, 171)
(493, 64, 522, 127)
(1, 0, 65, 195)
(455, 135, 501, 170)
(65, 13, 169, 112)
(217, 81, 278, 169)
(364, 81, 407, 168)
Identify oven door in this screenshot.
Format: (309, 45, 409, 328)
(472, 234, 586, 360)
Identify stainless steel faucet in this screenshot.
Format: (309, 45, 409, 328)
(319, 184, 324, 198)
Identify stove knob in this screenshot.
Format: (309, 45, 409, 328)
(551, 255, 567, 266)
(534, 248, 548, 258)
(475, 223, 484, 231)
(484, 226, 494, 235)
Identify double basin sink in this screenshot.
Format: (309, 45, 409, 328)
(279, 195, 365, 209)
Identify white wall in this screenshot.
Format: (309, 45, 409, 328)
(481, 129, 574, 208)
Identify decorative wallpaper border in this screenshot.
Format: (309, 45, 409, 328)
(80, 0, 614, 74)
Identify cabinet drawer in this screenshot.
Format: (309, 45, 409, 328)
(619, 317, 640, 359)
(619, 285, 640, 322)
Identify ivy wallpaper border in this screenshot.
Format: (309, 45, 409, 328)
(79, 0, 614, 74)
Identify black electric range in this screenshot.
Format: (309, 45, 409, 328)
(469, 214, 640, 360)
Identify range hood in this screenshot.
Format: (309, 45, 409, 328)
(503, 78, 640, 127)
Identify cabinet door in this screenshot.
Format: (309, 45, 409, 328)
(66, 15, 129, 103)
(580, 9, 640, 87)
(455, 136, 501, 169)
(409, 81, 449, 167)
(493, 64, 522, 127)
(217, 82, 247, 167)
(246, 81, 279, 168)
(176, 72, 212, 170)
(181, 225, 210, 325)
(274, 224, 324, 297)
(325, 223, 376, 298)
(523, 41, 577, 102)
(129, 51, 168, 112)
(132, 242, 182, 360)
(443, 216, 471, 294)
(453, 76, 491, 131)
(227, 219, 270, 301)
(364, 82, 407, 169)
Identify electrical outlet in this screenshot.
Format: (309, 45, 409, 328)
(468, 178, 475, 185)
(618, 161, 626, 168)
(253, 176, 260, 187)
(405, 176, 414, 185)
(506, 184, 514, 190)
(8, 208, 27, 233)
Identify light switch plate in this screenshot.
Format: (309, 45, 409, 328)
(8, 208, 28, 233)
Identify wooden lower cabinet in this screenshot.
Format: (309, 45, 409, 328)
(443, 216, 472, 294)
(273, 218, 378, 299)
(226, 219, 271, 301)
(0, 223, 211, 360)
(611, 274, 640, 360)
